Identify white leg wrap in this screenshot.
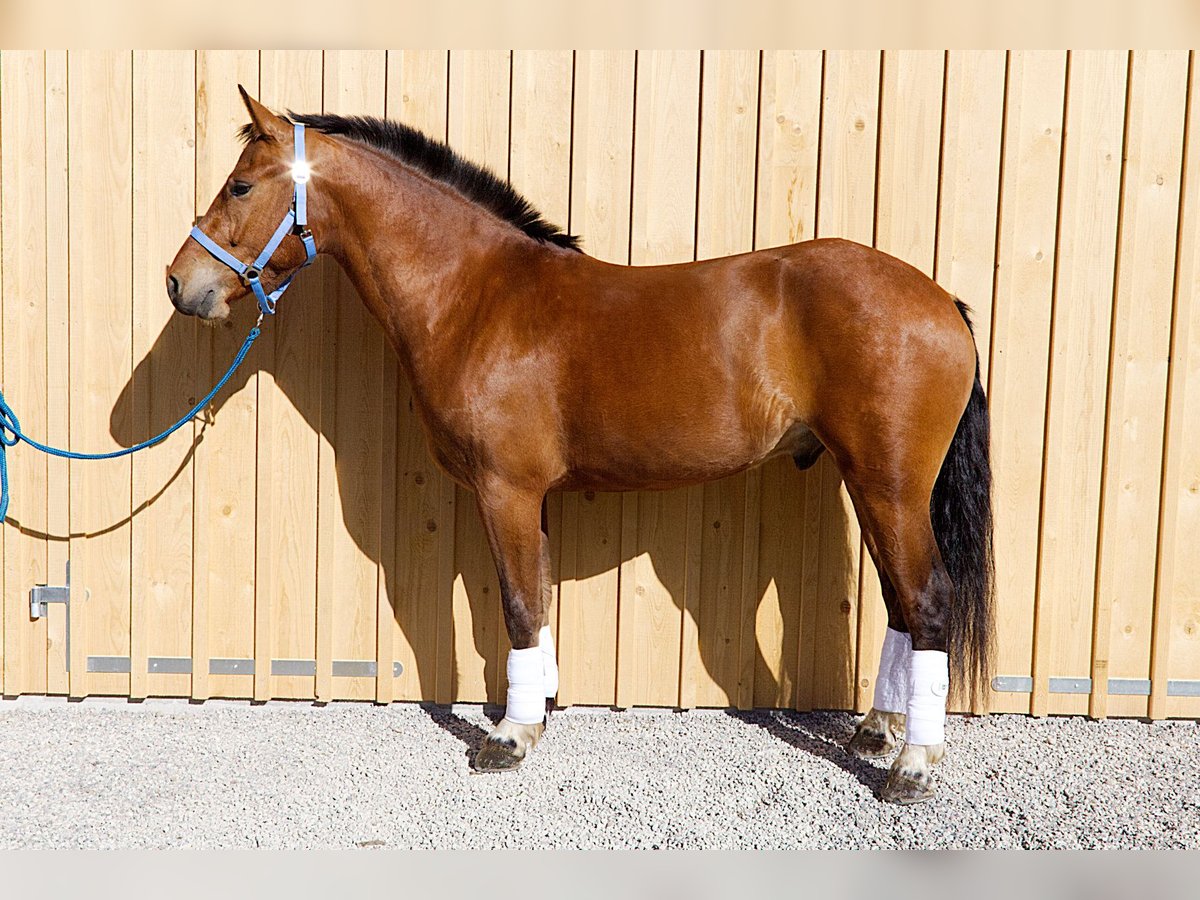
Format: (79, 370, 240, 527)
(872, 628, 912, 714)
(906, 650, 949, 746)
(505, 646, 546, 725)
(539, 625, 558, 699)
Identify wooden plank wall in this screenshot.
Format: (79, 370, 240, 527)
(0, 50, 1196, 719)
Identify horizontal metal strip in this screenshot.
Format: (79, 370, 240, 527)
(1107, 678, 1150, 696)
(993, 675, 1093, 695)
(87, 656, 131, 674)
(332, 660, 376, 678)
(271, 659, 317, 677)
(270, 660, 403, 678)
(1048, 677, 1092, 695)
(210, 658, 254, 675)
(1168, 680, 1200, 697)
(331, 661, 404, 678)
(148, 657, 192, 674)
(990, 676, 1032, 693)
(994, 677, 1200, 697)
(89, 658, 403, 677)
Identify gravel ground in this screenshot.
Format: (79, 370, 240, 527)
(0, 697, 1196, 849)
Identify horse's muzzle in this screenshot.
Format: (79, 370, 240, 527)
(167, 271, 223, 320)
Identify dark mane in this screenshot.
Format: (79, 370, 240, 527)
(241, 113, 581, 251)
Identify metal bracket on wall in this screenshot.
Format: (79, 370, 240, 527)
(29, 561, 85, 672)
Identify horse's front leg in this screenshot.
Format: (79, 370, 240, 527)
(472, 481, 555, 772)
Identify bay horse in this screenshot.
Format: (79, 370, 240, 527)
(167, 88, 995, 805)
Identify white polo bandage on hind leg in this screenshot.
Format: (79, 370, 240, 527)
(906, 650, 949, 746)
(539, 625, 558, 699)
(872, 628, 912, 714)
(505, 646, 546, 725)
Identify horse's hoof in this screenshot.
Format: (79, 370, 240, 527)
(471, 717, 544, 773)
(881, 742, 941, 804)
(880, 770, 936, 805)
(472, 736, 524, 773)
(847, 726, 895, 759)
(847, 708, 903, 759)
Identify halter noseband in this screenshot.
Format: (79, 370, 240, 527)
(189, 122, 317, 317)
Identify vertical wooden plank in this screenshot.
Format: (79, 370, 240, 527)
(0, 50, 49, 696)
(935, 50, 1007, 714)
(376, 311, 399, 706)
(131, 51, 196, 699)
(68, 51, 135, 698)
(806, 50, 878, 710)
(384, 50, 452, 703)
(874, 50, 944, 271)
(615, 50, 702, 708)
(683, 50, 760, 710)
(1160, 52, 1200, 720)
(509, 49, 574, 702)
(319, 50, 387, 703)
(446, 49, 510, 703)
(1093, 50, 1190, 719)
(1030, 52, 1127, 717)
(258, 50, 324, 700)
(753, 50, 823, 710)
(936, 51, 1006, 387)
(45, 51, 71, 694)
(0, 51, 7, 693)
(195, 55, 261, 699)
(193, 50, 261, 700)
(557, 51, 635, 706)
(860, 50, 944, 713)
(987, 51, 1066, 715)
(0, 48, 5, 695)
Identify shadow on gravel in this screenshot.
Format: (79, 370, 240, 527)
(728, 710, 888, 798)
(420, 704, 497, 764)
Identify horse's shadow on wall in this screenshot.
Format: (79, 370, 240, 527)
(105, 281, 859, 724)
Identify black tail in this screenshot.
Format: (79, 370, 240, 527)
(931, 299, 996, 709)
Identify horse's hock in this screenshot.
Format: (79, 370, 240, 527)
(0, 50, 1197, 727)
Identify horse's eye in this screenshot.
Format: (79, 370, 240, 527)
(230, 181, 252, 198)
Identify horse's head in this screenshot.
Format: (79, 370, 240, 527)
(166, 86, 319, 321)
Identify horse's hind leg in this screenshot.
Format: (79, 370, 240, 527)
(471, 481, 555, 773)
(844, 475, 952, 804)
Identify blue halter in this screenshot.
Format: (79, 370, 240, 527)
(189, 122, 317, 317)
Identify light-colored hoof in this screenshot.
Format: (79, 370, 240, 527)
(881, 742, 945, 805)
(847, 708, 905, 759)
(471, 718, 544, 774)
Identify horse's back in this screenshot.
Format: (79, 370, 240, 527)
(545, 238, 974, 492)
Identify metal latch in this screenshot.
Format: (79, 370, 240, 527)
(29, 561, 78, 672)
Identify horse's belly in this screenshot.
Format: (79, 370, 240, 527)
(561, 405, 805, 492)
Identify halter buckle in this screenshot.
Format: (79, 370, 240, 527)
(240, 266, 262, 287)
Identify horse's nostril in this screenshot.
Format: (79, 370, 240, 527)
(167, 274, 180, 301)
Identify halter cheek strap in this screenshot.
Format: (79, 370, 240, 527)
(189, 122, 317, 318)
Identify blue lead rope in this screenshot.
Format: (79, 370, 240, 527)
(0, 321, 264, 524)
(0, 121, 316, 525)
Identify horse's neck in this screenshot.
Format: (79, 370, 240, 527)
(320, 147, 525, 378)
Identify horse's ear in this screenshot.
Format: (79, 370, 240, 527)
(237, 84, 290, 143)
